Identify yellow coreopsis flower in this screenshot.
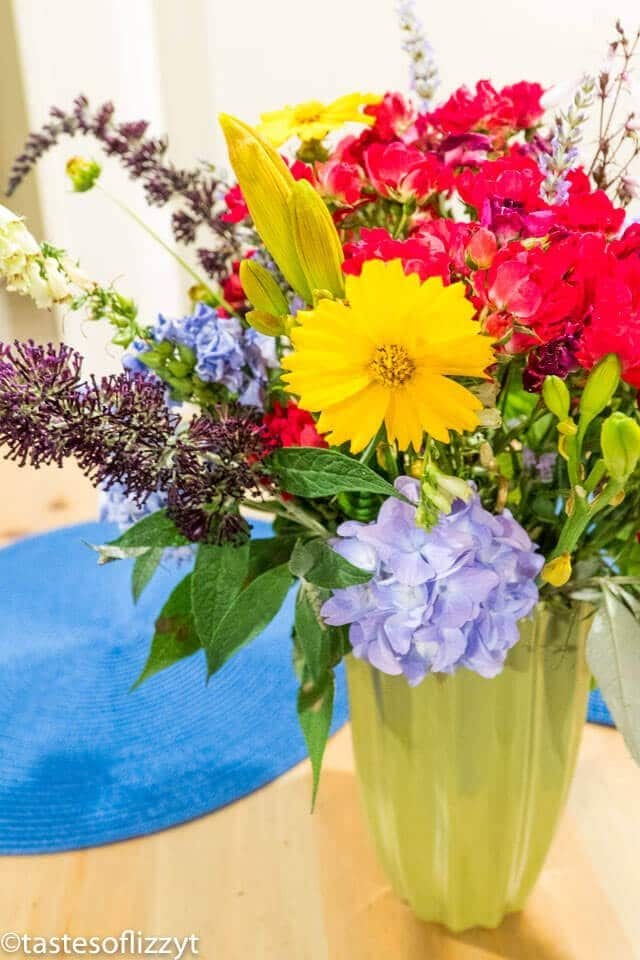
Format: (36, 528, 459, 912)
(257, 93, 382, 147)
(282, 259, 495, 453)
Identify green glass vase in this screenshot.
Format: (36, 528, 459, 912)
(346, 601, 592, 932)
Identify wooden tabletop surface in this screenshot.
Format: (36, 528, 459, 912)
(1, 458, 639, 960)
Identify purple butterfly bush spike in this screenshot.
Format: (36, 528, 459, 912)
(321, 477, 544, 685)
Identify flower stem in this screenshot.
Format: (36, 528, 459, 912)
(95, 185, 239, 316)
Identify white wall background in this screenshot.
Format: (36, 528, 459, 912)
(0, 0, 637, 370)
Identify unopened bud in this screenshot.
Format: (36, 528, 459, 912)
(542, 375, 570, 420)
(219, 113, 312, 301)
(542, 553, 572, 587)
(66, 156, 101, 192)
(289, 179, 345, 300)
(601, 412, 640, 480)
(246, 309, 286, 337)
(580, 354, 621, 428)
(466, 227, 497, 269)
(557, 417, 577, 436)
(239, 259, 289, 316)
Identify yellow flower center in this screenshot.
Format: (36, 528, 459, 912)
(369, 344, 416, 387)
(293, 101, 325, 125)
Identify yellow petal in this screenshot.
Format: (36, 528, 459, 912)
(317, 384, 389, 452)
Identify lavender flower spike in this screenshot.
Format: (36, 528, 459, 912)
(396, 0, 440, 109)
(539, 75, 595, 204)
(321, 477, 544, 685)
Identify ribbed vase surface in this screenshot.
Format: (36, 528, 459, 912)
(346, 601, 592, 932)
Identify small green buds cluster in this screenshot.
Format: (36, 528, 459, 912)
(414, 459, 472, 531)
(601, 412, 640, 481)
(137, 337, 221, 405)
(66, 156, 101, 193)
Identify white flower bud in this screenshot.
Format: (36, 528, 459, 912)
(0, 203, 40, 288)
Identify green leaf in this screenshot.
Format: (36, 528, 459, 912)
(191, 542, 249, 646)
(586, 586, 640, 763)
(298, 671, 335, 809)
(110, 510, 189, 548)
(269, 447, 401, 500)
(501, 373, 539, 422)
(206, 563, 294, 676)
(246, 535, 298, 583)
(133, 574, 201, 688)
(289, 537, 372, 589)
(89, 510, 189, 564)
(132, 548, 163, 603)
(294, 582, 332, 682)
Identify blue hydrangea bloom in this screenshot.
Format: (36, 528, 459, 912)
(148, 302, 277, 407)
(321, 477, 544, 685)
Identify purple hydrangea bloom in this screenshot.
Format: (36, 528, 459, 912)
(321, 477, 544, 685)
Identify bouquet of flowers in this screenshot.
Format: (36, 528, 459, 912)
(3, 7, 640, 807)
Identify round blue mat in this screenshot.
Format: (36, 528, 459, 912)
(587, 689, 614, 727)
(0, 521, 348, 854)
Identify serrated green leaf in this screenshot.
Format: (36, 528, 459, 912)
(294, 582, 332, 683)
(269, 447, 401, 500)
(298, 671, 335, 809)
(246, 535, 298, 583)
(289, 537, 372, 589)
(132, 548, 163, 602)
(111, 509, 190, 548)
(206, 563, 293, 676)
(192, 542, 249, 647)
(90, 510, 189, 564)
(133, 574, 201, 688)
(586, 587, 640, 762)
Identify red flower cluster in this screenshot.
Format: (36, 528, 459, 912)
(262, 400, 327, 449)
(423, 80, 545, 142)
(330, 92, 638, 392)
(222, 78, 639, 397)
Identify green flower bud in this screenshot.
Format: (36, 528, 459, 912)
(542, 375, 570, 420)
(246, 309, 286, 337)
(239, 259, 289, 316)
(189, 283, 219, 308)
(416, 461, 472, 531)
(601, 412, 640, 480)
(66, 156, 101, 192)
(579, 354, 621, 429)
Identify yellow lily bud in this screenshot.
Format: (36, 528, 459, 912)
(218, 114, 311, 302)
(542, 375, 570, 420)
(246, 309, 286, 337)
(542, 553, 572, 587)
(239, 260, 289, 316)
(579, 353, 621, 428)
(601, 411, 640, 480)
(289, 179, 345, 300)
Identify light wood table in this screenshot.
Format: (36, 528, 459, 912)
(0, 459, 639, 959)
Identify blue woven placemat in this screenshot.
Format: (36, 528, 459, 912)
(587, 689, 614, 727)
(0, 522, 348, 854)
